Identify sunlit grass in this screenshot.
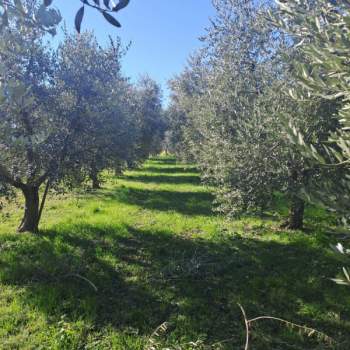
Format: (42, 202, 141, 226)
(0, 156, 349, 349)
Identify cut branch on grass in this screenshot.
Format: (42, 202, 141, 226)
(64, 273, 98, 292)
(237, 303, 334, 350)
(145, 322, 169, 350)
(238, 304, 250, 350)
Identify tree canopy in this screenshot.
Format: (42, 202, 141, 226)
(166, 0, 347, 229)
(0, 0, 165, 232)
(0, 0, 130, 34)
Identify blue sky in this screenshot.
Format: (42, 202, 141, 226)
(54, 0, 215, 104)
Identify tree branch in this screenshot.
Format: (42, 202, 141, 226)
(0, 163, 22, 188)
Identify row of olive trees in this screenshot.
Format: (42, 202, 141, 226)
(0, 0, 165, 233)
(166, 0, 343, 230)
(272, 0, 350, 286)
(272, 0, 350, 219)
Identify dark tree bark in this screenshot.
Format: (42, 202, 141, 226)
(281, 195, 305, 230)
(280, 165, 306, 230)
(114, 167, 123, 176)
(90, 169, 101, 189)
(18, 185, 40, 233)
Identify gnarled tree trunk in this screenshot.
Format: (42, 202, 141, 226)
(282, 195, 305, 230)
(288, 196, 305, 230)
(114, 167, 123, 176)
(18, 185, 40, 233)
(90, 169, 101, 189)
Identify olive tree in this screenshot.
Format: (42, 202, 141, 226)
(167, 0, 338, 229)
(272, 0, 350, 286)
(55, 32, 138, 189)
(273, 0, 350, 217)
(0, 2, 138, 232)
(132, 76, 166, 163)
(0, 1, 65, 232)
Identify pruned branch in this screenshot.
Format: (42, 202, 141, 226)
(64, 273, 98, 292)
(237, 304, 334, 349)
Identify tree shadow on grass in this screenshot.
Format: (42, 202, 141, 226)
(0, 223, 350, 348)
(0, 227, 168, 334)
(142, 166, 198, 174)
(123, 174, 201, 185)
(149, 157, 176, 164)
(105, 186, 215, 216)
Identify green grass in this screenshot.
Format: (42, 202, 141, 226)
(0, 156, 350, 349)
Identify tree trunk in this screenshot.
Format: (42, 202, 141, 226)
(18, 185, 40, 233)
(114, 168, 122, 176)
(282, 196, 305, 230)
(90, 170, 101, 189)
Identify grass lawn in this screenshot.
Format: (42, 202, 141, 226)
(0, 156, 349, 349)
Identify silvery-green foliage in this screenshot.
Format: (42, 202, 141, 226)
(163, 105, 191, 160)
(331, 243, 350, 287)
(169, 0, 292, 214)
(269, 0, 350, 289)
(273, 0, 350, 216)
(0, 1, 67, 231)
(167, 53, 209, 162)
(0, 1, 162, 231)
(0, 0, 130, 34)
(72, 0, 130, 32)
(167, 0, 339, 228)
(133, 76, 166, 161)
(54, 32, 138, 186)
(44, 32, 164, 188)
(0, 5, 58, 187)
(0, 0, 61, 35)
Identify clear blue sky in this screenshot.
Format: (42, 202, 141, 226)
(54, 0, 215, 104)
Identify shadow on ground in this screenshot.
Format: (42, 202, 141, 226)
(149, 157, 177, 165)
(142, 166, 198, 174)
(1, 158, 349, 348)
(123, 174, 201, 185)
(105, 187, 215, 216)
(110, 161, 214, 216)
(0, 222, 349, 349)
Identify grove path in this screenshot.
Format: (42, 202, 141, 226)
(0, 157, 348, 349)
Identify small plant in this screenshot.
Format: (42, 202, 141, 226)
(146, 322, 207, 350)
(55, 315, 78, 350)
(92, 207, 102, 214)
(331, 243, 350, 286)
(145, 322, 169, 350)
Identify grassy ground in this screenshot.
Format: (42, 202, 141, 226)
(0, 156, 350, 349)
